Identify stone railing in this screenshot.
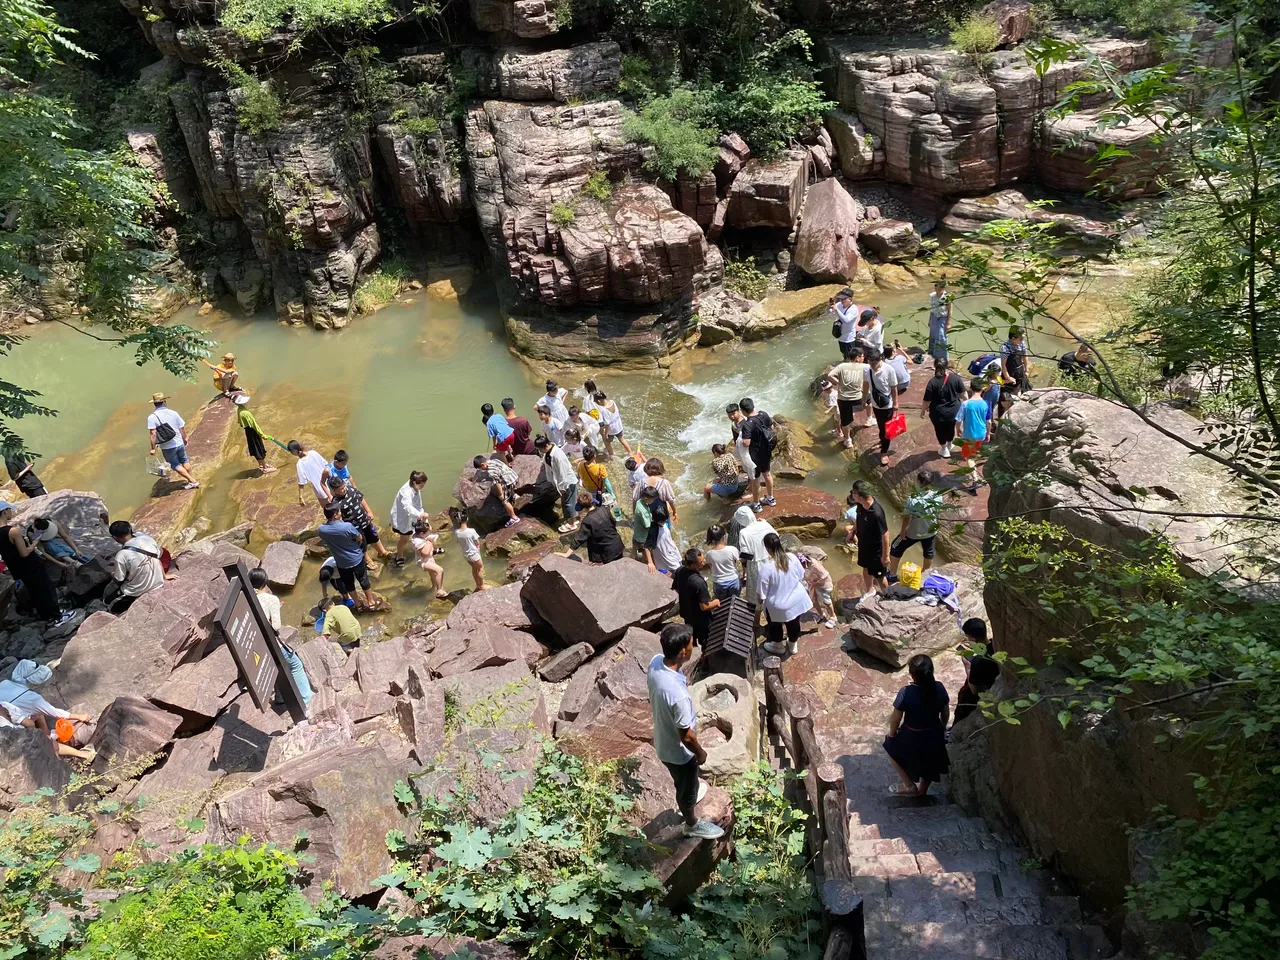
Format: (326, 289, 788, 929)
(761, 655, 866, 960)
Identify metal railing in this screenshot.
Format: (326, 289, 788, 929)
(762, 655, 867, 960)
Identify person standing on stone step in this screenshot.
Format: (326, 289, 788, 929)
(535, 437, 577, 534)
(673, 548, 720, 647)
(389, 471, 429, 567)
(567, 490, 624, 564)
(146, 393, 199, 490)
(288, 440, 331, 506)
(889, 470, 942, 578)
(449, 506, 485, 593)
(884, 653, 950, 797)
(828, 287, 860, 361)
(647, 623, 724, 840)
(248, 566, 314, 712)
(866, 349, 902, 467)
(956, 378, 990, 493)
(502, 398, 536, 456)
(845, 481, 889, 601)
(0, 502, 73, 626)
(921, 358, 967, 460)
(316, 502, 373, 610)
(327, 476, 390, 562)
(4, 449, 46, 499)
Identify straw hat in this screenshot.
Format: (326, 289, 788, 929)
(222, 352, 236, 362)
(151, 392, 167, 403)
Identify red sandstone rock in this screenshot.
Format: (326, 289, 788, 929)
(725, 486, 843, 539)
(520, 555, 676, 649)
(259, 540, 306, 587)
(445, 581, 541, 633)
(0, 727, 71, 811)
(727, 154, 810, 229)
(481, 518, 557, 558)
(89, 696, 183, 773)
(147, 642, 241, 733)
(794, 178, 861, 283)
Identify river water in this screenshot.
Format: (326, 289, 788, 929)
(15, 277, 1116, 625)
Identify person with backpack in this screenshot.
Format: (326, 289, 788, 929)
(890, 470, 942, 577)
(105, 520, 172, 613)
(920, 358, 968, 459)
(146, 393, 199, 490)
(883, 654, 950, 797)
(732, 398, 777, 512)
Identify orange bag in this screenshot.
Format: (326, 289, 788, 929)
(55, 718, 76, 743)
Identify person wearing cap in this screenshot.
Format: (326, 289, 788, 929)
(828, 288, 861, 360)
(0, 501, 73, 625)
(0, 660, 96, 760)
(201, 352, 240, 395)
(147, 393, 199, 489)
(234, 394, 276, 476)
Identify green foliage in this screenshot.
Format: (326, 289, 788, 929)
(352, 257, 406, 315)
(622, 88, 718, 180)
(341, 44, 399, 121)
(696, 73, 833, 158)
(582, 170, 613, 201)
(1050, 0, 1194, 35)
(549, 201, 578, 226)
(212, 56, 284, 135)
(950, 13, 1001, 54)
(554, 0, 573, 28)
(219, 0, 395, 42)
(724, 259, 771, 301)
(401, 115, 440, 138)
(983, 520, 1280, 959)
(0, 0, 213, 457)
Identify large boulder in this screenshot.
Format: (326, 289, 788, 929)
(423, 624, 542, 678)
(481, 518, 557, 558)
(147, 642, 241, 734)
(1038, 109, 1170, 201)
(537, 641, 594, 682)
(209, 743, 411, 900)
(690, 674, 758, 780)
(520, 555, 676, 649)
(943, 189, 1117, 244)
(742, 486, 843, 539)
(793, 179, 861, 283)
(374, 121, 467, 226)
(452, 454, 550, 533)
(0, 726, 71, 811)
(981, 0, 1035, 46)
(259, 540, 306, 588)
(433, 660, 548, 736)
(469, 0, 565, 38)
(842, 563, 986, 667)
(48, 553, 232, 717)
(88, 696, 184, 774)
(825, 109, 882, 180)
(445, 580, 541, 634)
(859, 219, 922, 262)
(7, 489, 113, 559)
(470, 42, 622, 102)
(726, 153, 810, 229)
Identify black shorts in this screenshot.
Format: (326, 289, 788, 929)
(359, 523, 380, 545)
(337, 559, 371, 593)
(391, 527, 413, 537)
(663, 757, 699, 813)
(751, 450, 772, 478)
(859, 552, 888, 578)
(891, 535, 937, 560)
(837, 398, 863, 427)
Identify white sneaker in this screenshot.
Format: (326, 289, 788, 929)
(788, 641, 799, 655)
(696, 778, 709, 803)
(682, 819, 725, 840)
(938, 445, 949, 458)
(761, 640, 788, 655)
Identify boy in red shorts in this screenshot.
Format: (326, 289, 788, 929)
(956, 379, 990, 494)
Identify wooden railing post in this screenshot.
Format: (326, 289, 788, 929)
(818, 762, 851, 882)
(762, 655, 783, 719)
(789, 695, 811, 774)
(822, 879, 866, 960)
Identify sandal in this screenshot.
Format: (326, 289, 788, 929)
(879, 455, 890, 467)
(434, 591, 450, 600)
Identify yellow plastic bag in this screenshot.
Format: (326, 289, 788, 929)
(899, 562, 923, 590)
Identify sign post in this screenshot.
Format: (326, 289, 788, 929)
(214, 561, 307, 723)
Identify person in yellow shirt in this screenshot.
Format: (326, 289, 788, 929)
(234, 394, 276, 475)
(201, 352, 240, 395)
(577, 444, 609, 503)
(319, 597, 361, 652)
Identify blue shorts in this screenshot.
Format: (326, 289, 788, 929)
(710, 481, 746, 499)
(161, 444, 189, 468)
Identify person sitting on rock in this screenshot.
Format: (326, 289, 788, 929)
(318, 596, 362, 653)
(646, 623, 724, 841)
(28, 517, 90, 569)
(105, 520, 170, 614)
(248, 567, 314, 712)
(883, 654, 950, 797)
(473, 454, 521, 530)
(200, 352, 240, 395)
(0, 661, 96, 761)
(703, 443, 747, 502)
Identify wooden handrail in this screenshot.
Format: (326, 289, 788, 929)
(760, 652, 865, 960)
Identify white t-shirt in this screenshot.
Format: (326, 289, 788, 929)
(147, 406, 185, 450)
(256, 590, 282, 631)
(868, 363, 902, 410)
(835, 301, 860, 344)
(887, 354, 911, 386)
(389, 481, 425, 534)
(540, 393, 569, 422)
(113, 538, 164, 598)
(455, 527, 482, 562)
(758, 554, 814, 623)
(858, 318, 885, 354)
(296, 449, 329, 497)
(706, 545, 741, 586)
(569, 414, 602, 446)
(411, 535, 437, 563)
(654, 523, 681, 572)
(544, 446, 576, 494)
(541, 415, 566, 446)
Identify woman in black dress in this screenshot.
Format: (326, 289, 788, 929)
(883, 654, 950, 797)
(0, 502, 68, 624)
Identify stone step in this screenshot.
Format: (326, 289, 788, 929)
(862, 894, 1083, 925)
(848, 831, 1008, 858)
(865, 921, 1114, 960)
(849, 815, 993, 842)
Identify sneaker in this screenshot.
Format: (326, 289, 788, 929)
(504, 517, 518, 528)
(761, 640, 788, 655)
(681, 819, 725, 840)
(751, 501, 764, 513)
(182, 482, 199, 490)
(938, 445, 949, 458)
(53, 610, 76, 626)
(393, 557, 406, 568)
(788, 641, 799, 655)
(696, 779, 709, 803)
(824, 618, 837, 628)
(761, 496, 777, 506)
(842, 438, 854, 449)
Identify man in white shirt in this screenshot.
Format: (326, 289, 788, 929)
(389, 470, 428, 566)
(105, 520, 170, 613)
(288, 440, 332, 505)
(536, 403, 567, 446)
(146, 393, 199, 489)
(535, 436, 579, 533)
(828, 288, 861, 360)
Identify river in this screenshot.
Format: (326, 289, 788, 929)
(14, 276, 1119, 627)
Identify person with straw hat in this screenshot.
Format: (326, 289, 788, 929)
(200, 352, 240, 395)
(146, 393, 199, 489)
(234, 394, 276, 475)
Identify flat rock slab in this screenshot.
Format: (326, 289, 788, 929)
(538, 641, 594, 682)
(235, 490, 321, 542)
(445, 581, 541, 634)
(521, 555, 676, 649)
(729, 486, 843, 540)
(843, 562, 986, 668)
(482, 518, 557, 558)
(424, 624, 541, 678)
(432, 660, 548, 736)
(0, 726, 71, 811)
(147, 642, 241, 733)
(506, 541, 561, 581)
(260, 540, 306, 587)
(727, 154, 809, 229)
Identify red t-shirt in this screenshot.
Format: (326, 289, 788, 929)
(506, 416, 535, 455)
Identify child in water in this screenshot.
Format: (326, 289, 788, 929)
(449, 507, 485, 592)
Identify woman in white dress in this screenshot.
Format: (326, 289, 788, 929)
(757, 533, 813, 656)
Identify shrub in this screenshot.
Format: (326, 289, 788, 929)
(1052, 0, 1194, 35)
(219, 0, 395, 41)
(582, 170, 612, 201)
(211, 56, 284, 135)
(724, 259, 771, 301)
(622, 88, 719, 180)
(950, 13, 1002, 55)
(352, 257, 406, 314)
(550, 201, 578, 226)
(700, 75, 833, 157)
(401, 115, 440, 138)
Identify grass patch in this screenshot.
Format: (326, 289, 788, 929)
(352, 257, 406, 315)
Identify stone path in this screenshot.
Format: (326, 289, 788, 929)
(778, 624, 1115, 960)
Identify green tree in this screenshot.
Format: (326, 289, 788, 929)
(0, 0, 212, 459)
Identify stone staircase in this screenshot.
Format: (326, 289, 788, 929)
(832, 735, 1114, 960)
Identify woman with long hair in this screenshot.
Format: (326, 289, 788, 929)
(757, 532, 812, 656)
(883, 654, 950, 796)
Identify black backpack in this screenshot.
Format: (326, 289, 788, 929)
(757, 412, 778, 451)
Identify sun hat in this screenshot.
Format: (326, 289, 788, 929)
(11, 659, 53, 686)
(222, 352, 236, 361)
(151, 392, 167, 403)
(0, 500, 13, 514)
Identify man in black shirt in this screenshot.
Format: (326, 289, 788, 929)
(846, 480, 889, 601)
(731, 397, 776, 513)
(327, 476, 390, 560)
(570, 492, 624, 564)
(4, 450, 46, 499)
(920, 359, 968, 459)
(672, 548, 720, 645)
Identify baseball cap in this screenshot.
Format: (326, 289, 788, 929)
(234, 394, 250, 405)
(837, 288, 854, 299)
(0, 500, 12, 513)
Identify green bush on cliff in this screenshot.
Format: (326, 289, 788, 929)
(950, 13, 1001, 55)
(219, 0, 395, 41)
(622, 88, 719, 179)
(1052, 0, 1194, 35)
